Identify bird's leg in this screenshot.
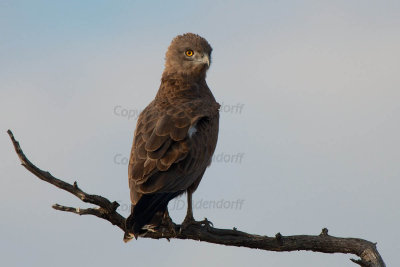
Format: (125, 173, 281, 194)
(180, 191, 213, 232)
(160, 208, 177, 237)
(182, 190, 195, 224)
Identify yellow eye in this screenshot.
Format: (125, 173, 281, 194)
(185, 50, 194, 57)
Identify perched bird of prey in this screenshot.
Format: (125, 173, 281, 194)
(125, 33, 220, 240)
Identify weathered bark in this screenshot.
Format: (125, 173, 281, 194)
(7, 130, 386, 267)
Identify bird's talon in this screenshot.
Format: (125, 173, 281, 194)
(180, 217, 214, 232)
(160, 212, 177, 237)
(200, 218, 213, 229)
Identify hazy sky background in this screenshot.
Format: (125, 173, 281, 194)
(1, 1, 399, 266)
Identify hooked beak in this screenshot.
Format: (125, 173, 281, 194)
(198, 54, 210, 67)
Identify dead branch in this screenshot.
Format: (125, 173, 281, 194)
(7, 130, 386, 267)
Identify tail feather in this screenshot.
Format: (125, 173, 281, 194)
(125, 191, 183, 236)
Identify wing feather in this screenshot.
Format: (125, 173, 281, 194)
(128, 99, 219, 201)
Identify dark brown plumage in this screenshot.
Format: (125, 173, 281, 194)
(125, 33, 220, 240)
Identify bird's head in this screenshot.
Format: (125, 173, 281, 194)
(164, 33, 212, 78)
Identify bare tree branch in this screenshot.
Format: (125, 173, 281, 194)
(7, 129, 386, 267)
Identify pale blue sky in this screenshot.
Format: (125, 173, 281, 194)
(1, 1, 399, 266)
